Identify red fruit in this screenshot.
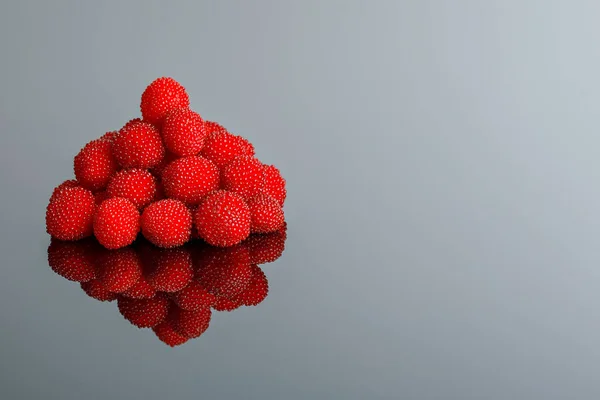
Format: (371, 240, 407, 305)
(172, 281, 216, 311)
(261, 164, 286, 206)
(141, 199, 192, 248)
(112, 121, 165, 169)
(200, 130, 255, 169)
(154, 181, 166, 201)
(94, 198, 140, 249)
(80, 279, 118, 302)
(50, 179, 79, 202)
(96, 248, 142, 293)
(94, 190, 109, 206)
(117, 294, 170, 328)
(196, 245, 252, 300)
(203, 121, 227, 136)
(212, 296, 242, 312)
(140, 77, 190, 126)
(153, 321, 188, 347)
(150, 151, 178, 179)
(74, 138, 119, 191)
(122, 118, 143, 130)
(146, 248, 193, 292)
(244, 230, 286, 264)
(162, 156, 219, 206)
(107, 169, 157, 209)
(122, 276, 156, 299)
(47, 238, 98, 282)
(162, 108, 207, 157)
(195, 191, 251, 247)
(246, 193, 285, 233)
(232, 264, 269, 306)
(100, 131, 118, 142)
(168, 306, 212, 338)
(46, 186, 96, 241)
(221, 155, 265, 200)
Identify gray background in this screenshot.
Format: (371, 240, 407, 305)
(1, 0, 600, 399)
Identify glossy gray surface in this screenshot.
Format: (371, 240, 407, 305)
(2, 1, 600, 399)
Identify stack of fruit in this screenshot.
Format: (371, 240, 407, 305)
(45, 77, 286, 249)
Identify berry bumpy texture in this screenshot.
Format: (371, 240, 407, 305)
(46, 186, 96, 241)
(162, 156, 220, 206)
(162, 108, 207, 157)
(112, 121, 165, 169)
(201, 130, 255, 169)
(107, 168, 157, 210)
(246, 193, 285, 233)
(221, 155, 265, 200)
(261, 164, 287, 206)
(141, 199, 192, 248)
(74, 138, 119, 191)
(93, 198, 140, 249)
(141, 77, 190, 126)
(195, 190, 251, 247)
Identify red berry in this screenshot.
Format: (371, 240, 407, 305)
(122, 118, 143, 130)
(117, 294, 170, 328)
(94, 190, 110, 206)
(162, 108, 207, 157)
(212, 296, 242, 312)
(172, 281, 216, 311)
(162, 156, 219, 206)
(203, 121, 227, 136)
(232, 264, 269, 306)
(146, 248, 193, 292)
(153, 321, 188, 347)
(168, 306, 211, 338)
(46, 186, 96, 241)
(261, 164, 286, 206)
(96, 248, 142, 293)
(74, 138, 119, 191)
(200, 130, 255, 169)
(100, 131, 119, 142)
(150, 151, 178, 179)
(196, 245, 252, 300)
(93, 198, 140, 249)
(107, 169, 157, 209)
(122, 276, 156, 299)
(50, 179, 79, 202)
(221, 155, 265, 200)
(246, 193, 285, 233)
(140, 77, 190, 126)
(195, 191, 251, 247)
(80, 279, 118, 302)
(141, 199, 192, 248)
(47, 238, 98, 282)
(244, 230, 286, 264)
(112, 121, 165, 169)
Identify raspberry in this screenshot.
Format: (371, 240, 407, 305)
(172, 281, 216, 311)
(200, 130, 255, 169)
(203, 121, 226, 136)
(153, 321, 188, 347)
(146, 248, 193, 292)
(140, 77, 190, 126)
(100, 131, 118, 142)
(80, 279, 118, 302)
(141, 199, 192, 248)
(212, 296, 242, 312)
(232, 264, 268, 306)
(244, 230, 286, 264)
(196, 245, 252, 300)
(47, 238, 98, 282)
(246, 193, 285, 233)
(74, 138, 119, 191)
(93, 198, 140, 249)
(150, 151, 178, 179)
(117, 294, 170, 328)
(195, 190, 251, 247)
(107, 169, 157, 209)
(162, 108, 207, 157)
(122, 276, 156, 299)
(122, 118, 143, 130)
(46, 186, 96, 241)
(162, 156, 219, 206)
(261, 164, 286, 206)
(168, 306, 211, 338)
(96, 248, 142, 293)
(112, 121, 165, 169)
(94, 190, 110, 206)
(50, 179, 79, 202)
(221, 155, 265, 199)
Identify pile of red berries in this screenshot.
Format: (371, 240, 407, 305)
(46, 77, 286, 249)
(47, 228, 286, 346)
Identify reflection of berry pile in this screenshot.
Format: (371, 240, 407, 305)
(45, 77, 286, 249)
(47, 226, 286, 346)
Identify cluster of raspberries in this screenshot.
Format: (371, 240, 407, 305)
(48, 226, 286, 346)
(45, 77, 286, 250)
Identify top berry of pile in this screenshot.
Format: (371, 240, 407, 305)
(46, 77, 287, 250)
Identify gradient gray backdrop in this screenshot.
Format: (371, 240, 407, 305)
(2, 1, 600, 399)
